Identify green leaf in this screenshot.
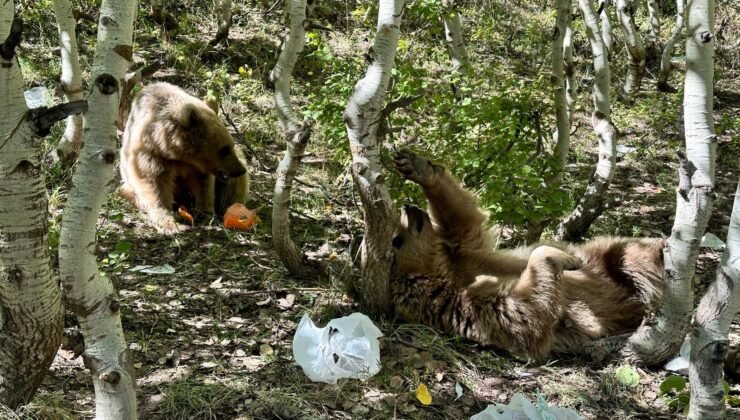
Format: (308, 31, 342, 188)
(114, 241, 133, 253)
(726, 396, 740, 407)
(615, 365, 640, 388)
(659, 375, 687, 395)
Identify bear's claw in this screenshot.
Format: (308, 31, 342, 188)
(393, 149, 442, 186)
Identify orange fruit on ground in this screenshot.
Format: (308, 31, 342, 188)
(177, 206, 194, 225)
(223, 203, 260, 230)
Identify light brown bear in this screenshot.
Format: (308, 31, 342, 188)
(120, 82, 249, 234)
(390, 149, 664, 361)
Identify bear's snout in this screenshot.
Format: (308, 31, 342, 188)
(227, 164, 247, 178)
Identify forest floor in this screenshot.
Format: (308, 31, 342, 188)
(9, 1, 740, 419)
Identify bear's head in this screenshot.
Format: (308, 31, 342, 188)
(390, 204, 446, 277)
(178, 103, 247, 180)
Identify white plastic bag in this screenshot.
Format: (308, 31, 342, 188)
(471, 392, 582, 420)
(664, 338, 691, 375)
(292, 312, 382, 384)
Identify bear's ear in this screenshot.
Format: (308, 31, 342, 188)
(204, 90, 219, 113)
(179, 103, 202, 129)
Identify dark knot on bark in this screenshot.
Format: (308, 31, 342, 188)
(699, 31, 713, 43)
(100, 370, 121, 385)
(95, 73, 119, 95)
(100, 16, 118, 27)
(0, 16, 23, 60)
(101, 149, 117, 164)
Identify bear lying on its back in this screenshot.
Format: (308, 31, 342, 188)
(120, 82, 249, 234)
(390, 149, 664, 362)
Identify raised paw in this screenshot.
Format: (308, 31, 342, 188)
(393, 149, 444, 187)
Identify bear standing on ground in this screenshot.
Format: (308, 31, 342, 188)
(120, 82, 249, 234)
(390, 149, 664, 362)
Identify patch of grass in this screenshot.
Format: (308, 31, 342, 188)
(151, 380, 243, 420)
(5, 394, 79, 420)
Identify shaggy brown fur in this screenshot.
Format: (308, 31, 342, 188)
(390, 150, 664, 361)
(120, 82, 249, 234)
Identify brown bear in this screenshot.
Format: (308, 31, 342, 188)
(120, 82, 249, 234)
(390, 149, 664, 361)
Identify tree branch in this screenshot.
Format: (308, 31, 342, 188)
(29, 100, 88, 137)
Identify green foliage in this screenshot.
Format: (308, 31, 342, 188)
(300, 7, 570, 226)
(658, 375, 737, 415)
(615, 364, 640, 388)
(100, 240, 133, 273)
(302, 32, 363, 160)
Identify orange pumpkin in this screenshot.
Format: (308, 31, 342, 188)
(177, 206, 194, 225)
(223, 203, 260, 230)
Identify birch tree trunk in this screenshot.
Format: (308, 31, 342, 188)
(58, 0, 139, 418)
(441, 0, 469, 74)
(551, 0, 571, 182)
(616, 0, 645, 99)
(599, 0, 613, 51)
(0, 10, 64, 408)
(554, 0, 617, 242)
(646, 0, 660, 44)
(563, 10, 577, 120)
(52, 0, 84, 163)
(689, 178, 739, 419)
(210, 0, 233, 45)
(623, 0, 715, 365)
(343, 0, 404, 316)
(657, 0, 685, 92)
(269, 0, 322, 278)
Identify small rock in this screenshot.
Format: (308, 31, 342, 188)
(389, 375, 404, 389)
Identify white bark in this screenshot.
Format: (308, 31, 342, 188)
(646, 0, 660, 43)
(555, 0, 617, 242)
(441, 0, 469, 74)
(689, 178, 739, 419)
(599, 0, 613, 51)
(270, 0, 321, 278)
(624, 0, 716, 365)
(616, 0, 645, 97)
(59, 1, 138, 418)
(52, 0, 84, 162)
(0, 9, 64, 408)
(658, 0, 685, 91)
(563, 11, 577, 120)
(211, 0, 233, 45)
(344, 0, 404, 316)
(551, 0, 571, 181)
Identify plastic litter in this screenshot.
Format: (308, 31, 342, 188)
(130, 264, 176, 275)
(292, 312, 382, 384)
(616, 145, 637, 156)
(471, 392, 582, 420)
(24, 86, 54, 109)
(700, 233, 726, 251)
(664, 338, 691, 375)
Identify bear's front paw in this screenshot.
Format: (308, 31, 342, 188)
(393, 149, 443, 186)
(153, 216, 190, 235)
